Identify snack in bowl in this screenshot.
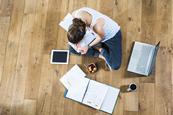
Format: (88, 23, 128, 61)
(86, 63, 98, 73)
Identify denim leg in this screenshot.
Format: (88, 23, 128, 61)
(69, 45, 81, 55)
(69, 45, 100, 57)
(101, 30, 122, 70)
(84, 48, 100, 57)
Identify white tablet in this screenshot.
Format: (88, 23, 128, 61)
(50, 50, 69, 64)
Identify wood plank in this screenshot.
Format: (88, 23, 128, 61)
(0, 16, 10, 83)
(57, 0, 70, 50)
(171, 0, 173, 109)
(141, 0, 157, 43)
(155, 0, 172, 115)
(0, 0, 25, 115)
(50, 65, 68, 115)
(124, 111, 138, 115)
(36, 54, 53, 115)
(155, 53, 172, 115)
(69, 55, 82, 64)
(111, 70, 124, 115)
(172, 84, 173, 115)
(68, 0, 75, 12)
(43, 0, 63, 54)
(24, 0, 49, 99)
(139, 83, 155, 115)
(86, 0, 98, 8)
(22, 99, 36, 115)
(24, 0, 37, 14)
(76, 0, 87, 8)
(124, 0, 142, 112)
(10, 3, 37, 115)
(68, 0, 86, 12)
(172, 55, 173, 85)
(0, 106, 2, 114)
(10, 13, 35, 115)
(0, 0, 13, 16)
(124, 78, 139, 112)
(98, 0, 114, 18)
(9, 1, 37, 113)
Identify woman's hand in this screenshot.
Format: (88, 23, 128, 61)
(77, 44, 89, 54)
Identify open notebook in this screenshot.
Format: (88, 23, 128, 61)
(127, 41, 160, 76)
(60, 65, 120, 114)
(59, 13, 96, 53)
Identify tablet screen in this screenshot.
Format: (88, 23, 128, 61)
(51, 50, 69, 64)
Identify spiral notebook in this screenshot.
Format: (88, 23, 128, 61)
(60, 65, 120, 114)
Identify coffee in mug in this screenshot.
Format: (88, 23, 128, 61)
(127, 83, 137, 92)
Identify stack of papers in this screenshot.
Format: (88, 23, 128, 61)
(59, 65, 120, 114)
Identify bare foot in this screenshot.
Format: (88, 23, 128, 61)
(99, 54, 105, 60)
(98, 54, 112, 71)
(98, 48, 102, 53)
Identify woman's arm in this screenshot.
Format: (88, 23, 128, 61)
(89, 19, 105, 47)
(89, 33, 103, 47)
(77, 20, 105, 54)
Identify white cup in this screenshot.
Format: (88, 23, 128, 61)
(127, 83, 137, 92)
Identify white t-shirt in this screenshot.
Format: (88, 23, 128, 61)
(75, 7, 120, 42)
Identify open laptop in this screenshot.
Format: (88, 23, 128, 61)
(127, 41, 160, 76)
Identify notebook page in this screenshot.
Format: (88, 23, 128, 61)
(100, 86, 120, 114)
(79, 30, 96, 47)
(60, 65, 86, 89)
(65, 78, 90, 103)
(82, 80, 108, 109)
(59, 13, 73, 31)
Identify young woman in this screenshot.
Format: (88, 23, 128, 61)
(67, 7, 122, 70)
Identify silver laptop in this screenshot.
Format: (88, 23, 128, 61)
(127, 41, 160, 76)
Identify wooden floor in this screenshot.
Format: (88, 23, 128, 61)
(0, 0, 173, 115)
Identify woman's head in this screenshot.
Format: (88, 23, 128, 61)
(67, 18, 86, 44)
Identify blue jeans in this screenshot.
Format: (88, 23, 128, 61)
(69, 30, 122, 70)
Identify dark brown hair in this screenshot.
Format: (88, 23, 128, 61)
(67, 18, 86, 44)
